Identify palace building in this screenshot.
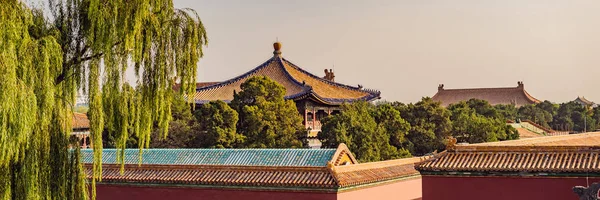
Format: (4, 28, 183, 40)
(192, 42, 380, 146)
(83, 144, 424, 200)
(72, 112, 91, 149)
(432, 81, 541, 107)
(415, 132, 600, 200)
(574, 96, 597, 108)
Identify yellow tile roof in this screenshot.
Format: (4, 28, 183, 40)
(416, 132, 600, 173)
(84, 144, 420, 190)
(466, 132, 600, 147)
(432, 82, 541, 107)
(72, 112, 89, 130)
(334, 157, 424, 188)
(193, 47, 380, 105)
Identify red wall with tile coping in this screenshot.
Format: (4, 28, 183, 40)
(422, 175, 600, 200)
(337, 177, 421, 200)
(94, 178, 423, 200)
(95, 184, 337, 200)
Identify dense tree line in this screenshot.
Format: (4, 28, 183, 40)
(494, 100, 599, 133)
(104, 76, 306, 149)
(319, 98, 518, 159)
(105, 76, 598, 162)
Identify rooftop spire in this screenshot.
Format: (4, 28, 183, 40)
(273, 40, 282, 56)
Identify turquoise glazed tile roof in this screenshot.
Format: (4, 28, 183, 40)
(81, 148, 337, 167)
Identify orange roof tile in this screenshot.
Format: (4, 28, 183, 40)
(516, 128, 543, 139)
(431, 82, 541, 107)
(333, 157, 423, 188)
(415, 132, 600, 174)
(87, 164, 338, 190)
(72, 112, 89, 130)
(84, 144, 420, 190)
(193, 43, 380, 105)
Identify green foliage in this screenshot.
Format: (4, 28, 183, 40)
(518, 104, 553, 127)
(448, 100, 518, 144)
(463, 99, 500, 118)
(191, 101, 242, 148)
(0, 0, 207, 199)
(149, 96, 197, 148)
(593, 107, 600, 130)
(371, 104, 411, 153)
(395, 98, 452, 156)
(493, 104, 517, 121)
(231, 76, 306, 148)
(549, 101, 595, 132)
(319, 101, 409, 162)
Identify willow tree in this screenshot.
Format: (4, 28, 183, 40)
(0, 0, 207, 199)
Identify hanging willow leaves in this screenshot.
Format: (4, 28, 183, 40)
(1, 0, 207, 199)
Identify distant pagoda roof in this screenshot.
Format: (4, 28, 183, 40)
(431, 81, 541, 107)
(574, 96, 596, 107)
(415, 132, 600, 175)
(193, 42, 381, 105)
(82, 144, 423, 191)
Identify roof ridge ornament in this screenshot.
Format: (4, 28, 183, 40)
(273, 41, 282, 56)
(446, 136, 457, 151)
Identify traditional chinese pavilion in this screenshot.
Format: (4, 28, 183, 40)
(574, 96, 597, 108)
(82, 144, 423, 200)
(192, 42, 381, 142)
(432, 81, 541, 107)
(72, 112, 91, 149)
(415, 132, 600, 200)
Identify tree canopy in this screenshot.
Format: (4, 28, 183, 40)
(231, 76, 306, 148)
(395, 97, 452, 156)
(191, 100, 242, 148)
(0, 0, 207, 199)
(447, 100, 518, 144)
(319, 101, 410, 162)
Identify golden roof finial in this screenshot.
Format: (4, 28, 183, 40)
(446, 136, 457, 150)
(273, 37, 282, 56)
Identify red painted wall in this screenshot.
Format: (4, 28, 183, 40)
(338, 177, 422, 200)
(95, 184, 336, 200)
(422, 175, 600, 200)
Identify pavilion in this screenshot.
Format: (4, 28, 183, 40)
(192, 42, 381, 146)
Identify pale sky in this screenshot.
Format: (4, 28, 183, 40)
(162, 1, 600, 103)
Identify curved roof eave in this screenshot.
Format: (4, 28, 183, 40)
(281, 58, 381, 97)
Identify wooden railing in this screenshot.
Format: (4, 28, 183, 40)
(306, 121, 322, 131)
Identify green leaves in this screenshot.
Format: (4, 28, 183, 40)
(1, 0, 208, 199)
(319, 101, 411, 162)
(192, 100, 241, 148)
(232, 76, 305, 148)
(448, 99, 518, 144)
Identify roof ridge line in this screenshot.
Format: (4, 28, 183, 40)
(281, 58, 380, 96)
(195, 57, 276, 91)
(521, 88, 542, 104)
(440, 86, 521, 91)
(274, 56, 313, 93)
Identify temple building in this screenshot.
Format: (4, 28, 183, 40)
(432, 81, 541, 107)
(415, 132, 600, 200)
(573, 96, 597, 108)
(192, 42, 381, 146)
(72, 112, 91, 149)
(83, 144, 423, 200)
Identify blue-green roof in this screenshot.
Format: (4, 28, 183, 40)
(80, 148, 337, 167)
